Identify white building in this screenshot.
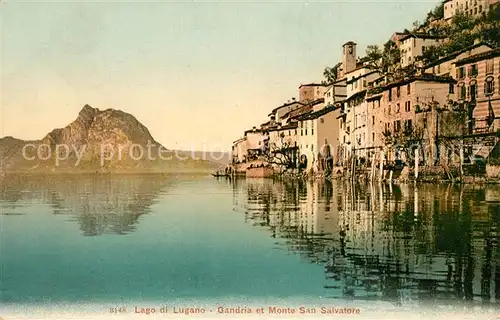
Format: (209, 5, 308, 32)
(443, 0, 498, 20)
(399, 33, 443, 67)
(296, 99, 342, 173)
(338, 47, 380, 163)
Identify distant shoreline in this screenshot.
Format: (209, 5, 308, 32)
(0, 170, 214, 176)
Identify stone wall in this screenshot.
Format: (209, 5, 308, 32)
(246, 167, 274, 178)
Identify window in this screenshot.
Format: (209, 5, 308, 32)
(407, 84, 411, 95)
(394, 120, 401, 132)
(469, 83, 477, 101)
(396, 86, 401, 98)
(485, 76, 495, 96)
(486, 59, 494, 74)
(469, 64, 478, 77)
(437, 64, 441, 73)
(372, 116, 375, 126)
(311, 144, 314, 152)
(389, 89, 393, 101)
(479, 5, 482, 12)
(396, 103, 400, 113)
(422, 46, 426, 53)
(449, 83, 455, 94)
(405, 101, 411, 112)
(459, 83, 467, 100)
(458, 67, 465, 79)
(423, 117, 427, 129)
(372, 132, 375, 143)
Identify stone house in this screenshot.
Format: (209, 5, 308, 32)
(296, 102, 342, 173)
(424, 42, 492, 76)
(374, 75, 457, 164)
(454, 47, 500, 133)
(298, 83, 328, 103)
(443, 0, 498, 20)
(231, 137, 247, 164)
(399, 33, 443, 68)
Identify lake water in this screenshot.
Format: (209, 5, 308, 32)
(1, 174, 499, 319)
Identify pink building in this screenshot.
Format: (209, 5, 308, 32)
(453, 47, 500, 134)
(372, 74, 456, 163)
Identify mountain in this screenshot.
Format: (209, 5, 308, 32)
(0, 104, 218, 173)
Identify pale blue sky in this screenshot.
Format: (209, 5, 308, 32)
(1, 0, 440, 151)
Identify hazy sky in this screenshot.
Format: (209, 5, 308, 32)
(1, 0, 440, 151)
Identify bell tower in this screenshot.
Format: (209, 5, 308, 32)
(342, 41, 357, 75)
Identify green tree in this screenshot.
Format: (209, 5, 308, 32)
(365, 45, 383, 70)
(478, 3, 500, 47)
(432, 2, 445, 19)
(418, 45, 442, 64)
(323, 63, 341, 84)
(450, 12, 476, 33)
(381, 40, 401, 72)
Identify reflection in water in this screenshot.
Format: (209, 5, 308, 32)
(0, 174, 170, 236)
(236, 179, 500, 306)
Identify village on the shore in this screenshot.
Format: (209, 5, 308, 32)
(229, 0, 500, 182)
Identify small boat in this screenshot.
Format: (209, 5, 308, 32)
(212, 172, 230, 177)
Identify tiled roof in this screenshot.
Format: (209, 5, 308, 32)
(345, 89, 367, 103)
(299, 83, 327, 88)
(266, 123, 298, 132)
(346, 70, 379, 84)
(455, 48, 500, 66)
(399, 33, 444, 42)
(298, 104, 340, 121)
(424, 42, 492, 69)
(382, 74, 456, 90)
(269, 101, 303, 114)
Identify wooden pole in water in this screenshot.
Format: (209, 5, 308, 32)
(460, 143, 464, 178)
(379, 150, 384, 181)
(370, 153, 376, 182)
(414, 147, 419, 181)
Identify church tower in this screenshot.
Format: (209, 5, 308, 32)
(342, 41, 357, 75)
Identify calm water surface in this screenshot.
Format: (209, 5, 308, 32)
(0, 174, 499, 312)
